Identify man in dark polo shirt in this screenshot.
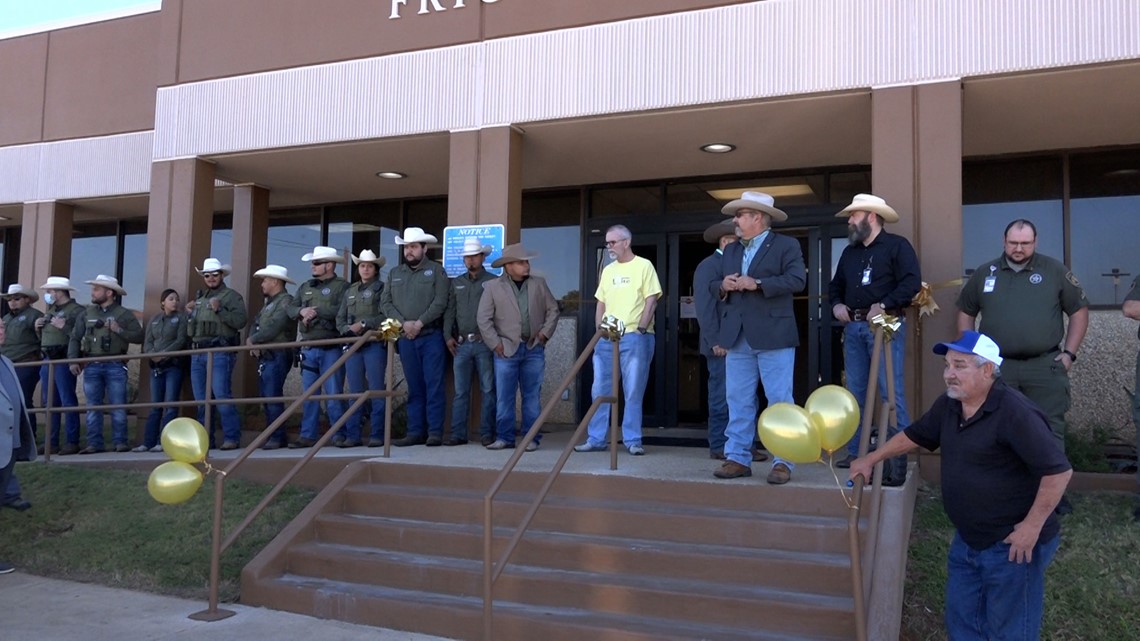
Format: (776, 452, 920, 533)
(956, 219, 1087, 456)
(850, 331, 1071, 641)
(829, 194, 921, 467)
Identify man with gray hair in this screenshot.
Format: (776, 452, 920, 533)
(850, 330, 1070, 640)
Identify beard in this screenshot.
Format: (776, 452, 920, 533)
(848, 219, 872, 245)
(405, 255, 423, 268)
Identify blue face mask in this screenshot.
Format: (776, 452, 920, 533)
(43, 293, 55, 305)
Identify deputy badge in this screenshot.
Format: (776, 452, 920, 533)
(1029, 273, 1043, 285)
(363, 290, 372, 298)
(171, 317, 180, 323)
(425, 269, 434, 277)
(321, 287, 331, 295)
(17, 315, 24, 321)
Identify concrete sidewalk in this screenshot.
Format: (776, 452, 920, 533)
(0, 572, 453, 641)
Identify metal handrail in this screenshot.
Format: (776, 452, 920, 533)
(846, 323, 895, 641)
(481, 329, 619, 641)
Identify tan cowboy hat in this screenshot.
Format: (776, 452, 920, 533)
(253, 264, 295, 285)
(720, 191, 788, 222)
(702, 218, 738, 244)
(85, 274, 126, 296)
(491, 243, 539, 268)
(194, 257, 232, 276)
(395, 227, 438, 245)
(351, 249, 387, 267)
(0, 284, 39, 302)
(39, 276, 76, 291)
(459, 237, 492, 257)
(301, 246, 346, 263)
(836, 193, 899, 224)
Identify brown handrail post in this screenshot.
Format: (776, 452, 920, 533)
(609, 336, 619, 471)
(204, 350, 214, 438)
(862, 339, 896, 601)
(44, 363, 56, 462)
(384, 339, 394, 459)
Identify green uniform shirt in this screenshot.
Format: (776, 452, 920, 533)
(1, 307, 44, 362)
(69, 303, 144, 358)
(187, 284, 248, 343)
(957, 253, 1088, 358)
(290, 276, 348, 340)
(444, 269, 496, 338)
(143, 311, 189, 356)
(250, 291, 296, 345)
(337, 279, 385, 335)
(380, 259, 450, 331)
(1126, 276, 1140, 340)
(41, 300, 84, 350)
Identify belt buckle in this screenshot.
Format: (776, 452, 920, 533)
(466, 333, 479, 342)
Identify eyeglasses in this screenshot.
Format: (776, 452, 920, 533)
(1005, 241, 1035, 248)
(604, 238, 629, 248)
(202, 272, 222, 278)
(312, 260, 332, 266)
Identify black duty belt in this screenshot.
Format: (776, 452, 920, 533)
(850, 307, 905, 322)
(1004, 348, 1060, 362)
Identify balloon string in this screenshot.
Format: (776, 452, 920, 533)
(202, 461, 227, 477)
(827, 452, 858, 511)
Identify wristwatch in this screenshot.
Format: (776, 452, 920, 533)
(1062, 349, 1077, 362)
(637, 326, 647, 334)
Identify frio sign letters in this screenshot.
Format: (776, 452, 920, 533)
(389, 0, 501, 20)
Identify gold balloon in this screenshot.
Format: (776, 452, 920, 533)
(756, 403, 822, 464)
(147, 461, 204, 505)
(805, 385, 861, 454)
(161, 417, 209, 464)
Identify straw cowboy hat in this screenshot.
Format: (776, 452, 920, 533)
(0, 284, 39, 302)
(85, 274, 127, 296)
(351, 249, 387, 268)
(720, 191, 788, 222)
(38, 276, 76, 291)
(301, 246, 346, 263)
(459, 237, 492, 257)
(395, 227, 438, 245)
(702, 218, 738, 244)
(194, 257, 232, 276)
(253, 264, 296, 285)
(491, 243, 539, 268)
(836, 193, 899, 224)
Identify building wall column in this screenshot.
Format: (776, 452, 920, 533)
(145, 158, 216, 320)
(447, 126, 524, 242)
(230, 184, 270, 400)
(19, 201, 74, 291)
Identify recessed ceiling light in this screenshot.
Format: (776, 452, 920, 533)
(375, 171, 407, 179)
(700, 143, 736, 154)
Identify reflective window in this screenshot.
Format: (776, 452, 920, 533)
(71, 223, 119, 306)
(266, 209, 324, 285)
(405, 199, 447, 263)
(829, 171, 873, 204)
(962, 159, 1064, 275)
(120, 230, 146, 311)
(328, 202, 401, 282)
(1070, 150, 1140, 305)
(522, 190, 581, 313)
(590, 184, 662, 218)
(666, 176, 826, 214)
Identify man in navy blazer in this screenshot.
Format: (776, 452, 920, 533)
(713, 192, 806, 484)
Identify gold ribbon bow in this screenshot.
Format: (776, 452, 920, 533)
(599, 315, 626, 341)
(871, 313, 902, 341)
(378, 319, 403, 342)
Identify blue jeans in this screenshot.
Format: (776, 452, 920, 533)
(493, 343, 545, 445)
(258, 349, 293, 444)
(142, 364, 185, 449)
(191, 351, 241, 445)
(705, 354, 728, 455)
(452, 340, 495, 443)
(724, 336, 796, 468)
(14, 363, 39, 440)
(585, 333, 654, 448)
(42, 362, 80, 447)
(83, 361, 129, 449)
(397, 332, 446, 439)
(299, 346, 347, 441)
(842, 321, 911, 456)
(344, 341, 387, 441)
(945, 532, 1060, 641)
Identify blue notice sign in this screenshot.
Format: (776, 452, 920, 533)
(442, 224, 505, 277)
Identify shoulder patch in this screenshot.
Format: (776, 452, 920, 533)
(1065, 272, 1080, 287)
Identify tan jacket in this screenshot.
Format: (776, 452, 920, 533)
(476, 274, 560, 358)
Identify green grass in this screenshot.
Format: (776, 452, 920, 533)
(0, 463, 315, 602)
(903, 486, 1140, 641)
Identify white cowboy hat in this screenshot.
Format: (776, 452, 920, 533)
(459, 237, 492, 257)
(702, 218, 738, 244)
(837, 193, 899, 224)
(85, 274, 126, 296)
(38, 276, 76, 291)
(395, 227, 438, 245)
(491, 243, 540, 268)
(194, 257, 232, 276)
(720, 191, 789, 222)
(301, 246, 346, 263)
(351, 249, 387, 268)
(0, 284, 39, 302)
(253, 264, 295, 285)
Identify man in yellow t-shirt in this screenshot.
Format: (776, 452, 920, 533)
(575, 224, 663, 456)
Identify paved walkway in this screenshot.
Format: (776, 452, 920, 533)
(0, 572, 452, 641)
